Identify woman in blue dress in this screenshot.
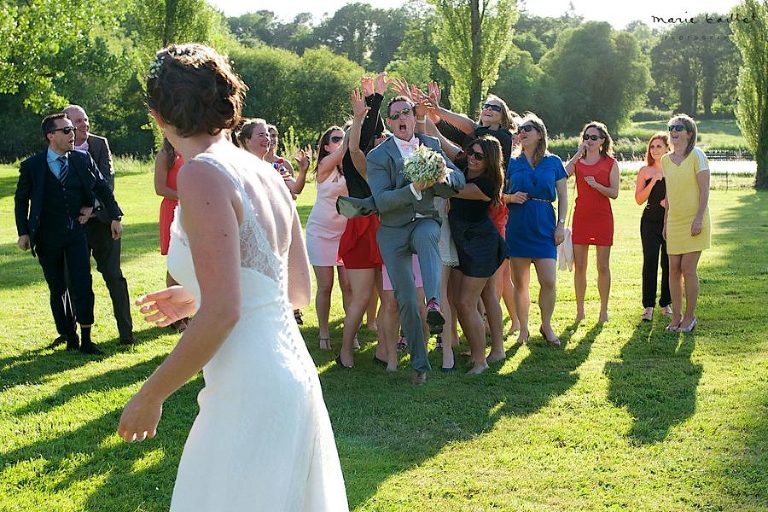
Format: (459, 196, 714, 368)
(502, 113, 568, 346)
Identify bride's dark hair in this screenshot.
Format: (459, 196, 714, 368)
(146, 43, 247, 137)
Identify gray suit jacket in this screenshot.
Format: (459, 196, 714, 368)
(366, 134, 465, 228)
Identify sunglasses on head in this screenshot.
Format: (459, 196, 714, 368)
(582, 134, 603, 141)
(482, 103, 502, 113)
(50, 126, 76, 135)
(518, 125, 538, 134)
(466, 148, 485, 161)
(668, 124, 687, 132)
(389, 107, 413, 120)
(330, 135, 344, 143)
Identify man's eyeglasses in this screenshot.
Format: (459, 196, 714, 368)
(49, 126, 77, 135)
(668, 124, 687, 132)
(517, 125, 538, 134)
(482, 103, 502, 113)
(330, 135, 344, 143)
(389, 107, 413, 120)
(582, 134, 603, 141)
(466, 149, 485, 161)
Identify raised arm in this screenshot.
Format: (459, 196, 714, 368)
(349, 88, 370, 176)
(563, 141, 587, 177)
(316, 144, 345, 183)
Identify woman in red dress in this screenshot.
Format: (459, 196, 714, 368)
(565, 121, 620, 323)
(154, 137, 187, 331)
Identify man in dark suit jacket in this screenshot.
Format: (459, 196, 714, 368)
(15, 113, 124, 354)
(64, 105, 135, 344)
(366, 96, 465, 384)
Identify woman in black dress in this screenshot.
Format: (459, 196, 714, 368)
(449, 136, 507, 374)
(634, 132, 673, 321)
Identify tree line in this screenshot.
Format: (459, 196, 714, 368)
(2, 0, 765, 187)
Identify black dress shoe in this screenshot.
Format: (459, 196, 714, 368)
(118, 336, 137, 345)
(66, 333, 80, 351)
(335, 356, 353, 369)
(48, 335, 67, 349)
(80, 342, 103, 355)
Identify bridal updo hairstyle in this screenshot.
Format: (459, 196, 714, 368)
(146, 43, 246, 137)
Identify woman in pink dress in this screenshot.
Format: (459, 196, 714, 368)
(305, 126, 350, 350)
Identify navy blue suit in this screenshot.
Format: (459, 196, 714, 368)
(15, 149, 123, 336)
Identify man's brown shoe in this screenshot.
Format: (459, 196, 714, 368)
(411, 371, 427, 385)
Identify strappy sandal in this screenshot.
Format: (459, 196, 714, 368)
(319, 336, 331, 351)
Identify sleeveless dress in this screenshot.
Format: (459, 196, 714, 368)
(159, 152, 183, 255)
(166, 154, 348, 511)
(661, 148, 711, 255)
(571, 156, 615, 246)
(305, 169, 348, 266)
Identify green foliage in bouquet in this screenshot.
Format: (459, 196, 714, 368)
(402, 145, 446, 183)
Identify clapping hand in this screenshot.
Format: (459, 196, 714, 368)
(135, 285, 197, 328)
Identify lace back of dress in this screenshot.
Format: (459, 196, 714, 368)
(193, 154, 288, 289)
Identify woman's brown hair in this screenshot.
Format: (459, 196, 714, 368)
(512, 112, 549, 168)
(467, 135, 504, 207)
(645, 132, 670, 166)
(580, 121, 614, 158)
(146, 43, 247, 137)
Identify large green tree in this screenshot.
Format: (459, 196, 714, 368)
(429, 0, 517, 115)
(649, 17, 740, 116)
(731, 0, 768, 189)
(538, 22, 650, 134)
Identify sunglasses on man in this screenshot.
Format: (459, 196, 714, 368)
(49, 126, 77, 135)
(482, 103, 502, 113)
(582, 134, 603, 141)
(389, 107, 413, 121)
(667, 124, 687, 132)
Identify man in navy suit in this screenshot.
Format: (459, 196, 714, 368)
(14, 113, 124, 354)
(366, 96, 465, 384)
(64, 105, 135, 344)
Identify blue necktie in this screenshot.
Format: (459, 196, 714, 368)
(57, 155, 69, 183)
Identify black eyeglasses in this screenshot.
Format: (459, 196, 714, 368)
(482, 103, 502, 113)
(668, 124, 687, 132)
(389, 107, 413, 120)
(49, 126, 77, 135)
(466, 149, 485, 161)
(582, 134, 603, 141)
(518, 125, 538, 134)
(330, 135, 344, 143)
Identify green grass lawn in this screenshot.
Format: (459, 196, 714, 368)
(1, 160, 767, 511)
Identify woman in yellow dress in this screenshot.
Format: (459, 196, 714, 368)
(661, 114, 710, 332)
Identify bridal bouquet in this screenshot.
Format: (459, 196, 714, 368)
(402, 145, 445, 184)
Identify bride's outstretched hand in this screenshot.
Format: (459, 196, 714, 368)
(136, 285, 197, 327)
(119, 392, 163, 443)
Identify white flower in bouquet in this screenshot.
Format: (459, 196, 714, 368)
(402, 145, 446, 184)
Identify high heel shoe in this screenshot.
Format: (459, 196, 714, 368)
(679, 318, 697, 333)
(540, 327, 561, 347)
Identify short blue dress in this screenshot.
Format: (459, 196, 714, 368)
(505, 153, 568, 259)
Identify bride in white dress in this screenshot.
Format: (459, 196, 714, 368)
(118, 44, 349, 511)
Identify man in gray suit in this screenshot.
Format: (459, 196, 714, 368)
(64, 105, 135, 345)
(367, 96, 465, 384)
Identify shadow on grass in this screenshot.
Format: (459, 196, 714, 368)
(0, 222, 163, 291)
(604, 324, 701, 444)
(317, 320, 598, 508)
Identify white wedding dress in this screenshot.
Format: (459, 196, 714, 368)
(166, 153, 348, 511)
